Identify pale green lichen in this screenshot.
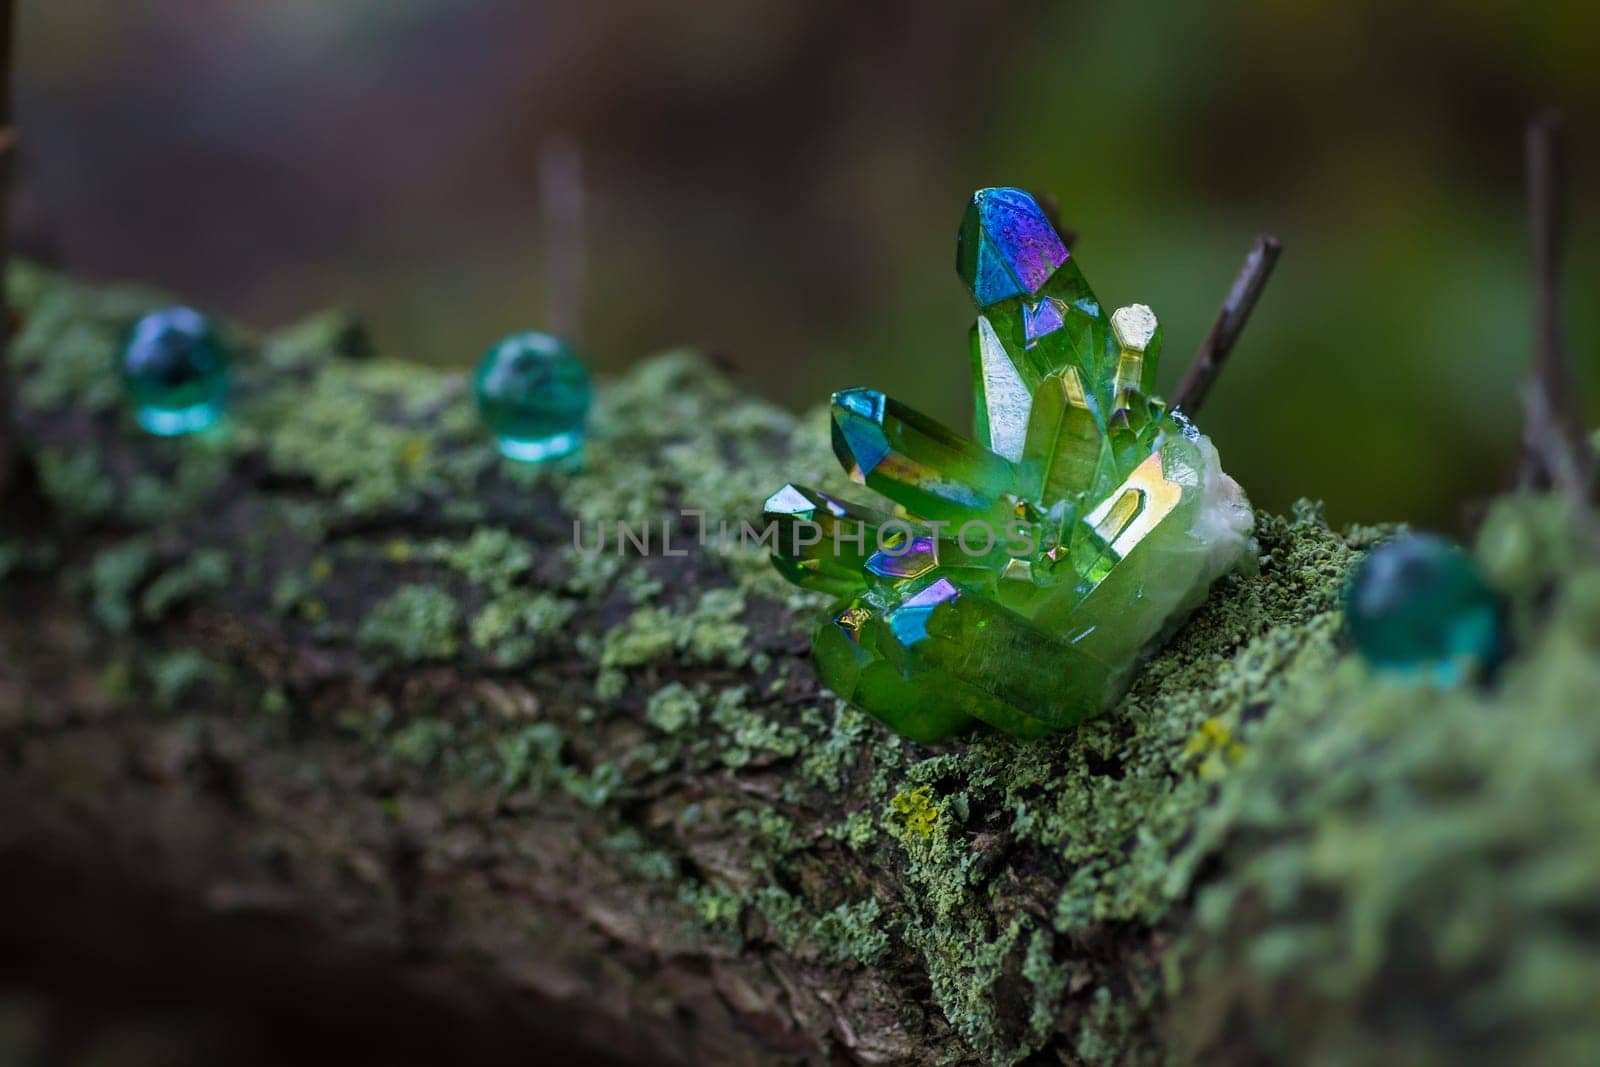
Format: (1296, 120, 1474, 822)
(248, 359, 488, 516)
(603, 828, 678, 882)
(680, 882, 745, 932)
(468, 590, 574, 667)
(1168, 493, 1600, 1065)
(496, 722, 566, 791)
(425, 527, 533, 591)
(258, 308, 371, 371)
(599, 588, 753, 673)
(646, 682, 701, 734)
(812, 897, 892, 966)
(14, 262, 1598, 1065)
(271, 567, 332, 627)
(84, 540, 154, 632)
(780, 502, 1382, 1063)
(708, 686, 805, 768)
(358, 585, 462, 662)
(150, 649, 222, 709)
(35, 448, 117, 522)
(141, 549, 231, 620)
(601, 607, 681, 668)
(0, 536, 56, 580)
(730, 806, 804, 868)
(389, 718, 456, 769)
(562, 761, 625, 808)
(800, 701, 874, 790)
(7, 265, 145, 415)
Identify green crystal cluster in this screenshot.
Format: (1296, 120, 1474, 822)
(764, 189, 1254, 740)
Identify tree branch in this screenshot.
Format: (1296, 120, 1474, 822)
(1175, 234, 1281, 416)
(2, 262, 1592, 1064)
(1518, 110, 1594, 498)
(0, 0, 17, 498)
(540, 135, 585, 338)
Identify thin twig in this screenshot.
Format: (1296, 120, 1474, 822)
(0, 0, 16, 497)
(1175, 234, 1281, 416)
(540, 136, 584, 339)
(1518, 110, 1594, 497)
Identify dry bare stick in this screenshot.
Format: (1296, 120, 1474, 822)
(1518, 111, 1594, 498)
(540, 136, 585, 339)
(1175, 234, 1282, 416)
(0, 0, 16, 497)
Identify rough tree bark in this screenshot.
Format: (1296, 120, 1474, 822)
(2, 267, 1597, 1066)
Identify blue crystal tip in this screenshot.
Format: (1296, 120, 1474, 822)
(957, 188, 1070, 308)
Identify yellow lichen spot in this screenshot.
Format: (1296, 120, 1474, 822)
(399, 436, 428, 469)
(890, 785, 940, 837)
(98, 657, 133, 700)
(308, 556, 334, 582)
(696, 891, 742, 926)
(385, 540, 413, 563)
(299, 598, 329, 624)
(1184, 716, 1246, 779)
(1183, 717, 1231, 756)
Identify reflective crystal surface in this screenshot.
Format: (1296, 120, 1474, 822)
(766, 189, 1255, 741)
(474, 332, 592, 463)
(121, 307, 230, 436)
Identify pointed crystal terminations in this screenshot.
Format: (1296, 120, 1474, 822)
(765, 188, 1256, 741)
(474, 332, 592, 463)
(957, 188, 1071, 307)
(121, 307, 230, 436)
(763, 484, 893, 597)
(1023, 367, 1111, 504)
(1110, 304, 1161, 397)
(960, 188, 1107, 403)
(830, 387, 1019, 526)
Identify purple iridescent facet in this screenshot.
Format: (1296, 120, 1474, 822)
(866, 536, 939, 580)
(957, 189, 1070, 308)
(886, 578, 960, 646)
(1023, 296, 1066, 347)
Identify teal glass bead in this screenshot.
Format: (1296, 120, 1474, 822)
(473, 332, 592, 463)
(120, 307, 229, 436)
(1344, 533, 1505, 684)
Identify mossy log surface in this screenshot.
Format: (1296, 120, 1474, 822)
(3, 266, 1599, 1065)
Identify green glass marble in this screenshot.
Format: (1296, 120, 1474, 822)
(762, 189, 1256, 741)
(474, 332, 592, 462)
(1345, 534, 1505, 684)
(120, 307, 229, 436)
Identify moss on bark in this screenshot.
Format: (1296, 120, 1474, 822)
(3, 264, 1597, 1065)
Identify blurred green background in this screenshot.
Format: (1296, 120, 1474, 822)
(13, 0, 1600, 530)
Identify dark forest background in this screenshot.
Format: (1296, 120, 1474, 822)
(14, 0, 1600, 529)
